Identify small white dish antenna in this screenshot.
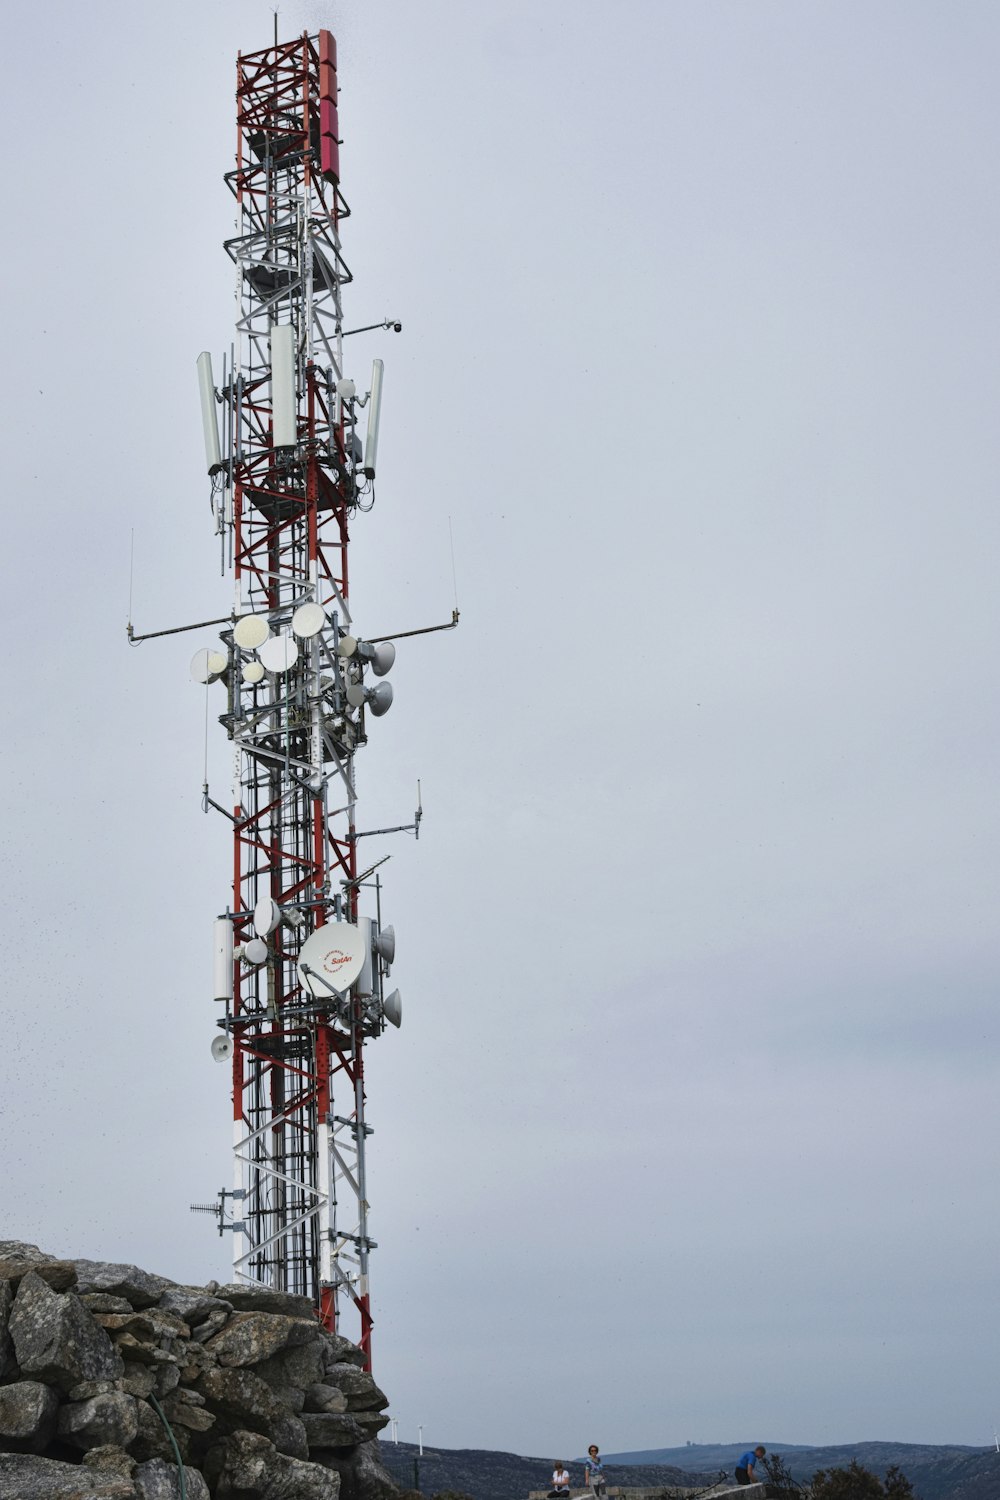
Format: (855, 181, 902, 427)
(336, 635, 358, 658)
(211, 1034, 234, 1063)
(254, 896, 282, 937)
(371, 642, 395, 677)
(383, 989, 402, 1029)
(346, 682, 366, 709)
(297, 922, 367, 997)
(374, 924, 395, 964)
(242, 661, 266, 685)
(292, 602, 327, 639)
(336, 377, 356, 401)
(243, 937, 269, 966)
(259, 632, 300, 673)
(190, 648, 228, 684)
(234, 614, 271, 650)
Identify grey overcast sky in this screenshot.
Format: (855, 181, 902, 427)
(1, 0, 998, 1462)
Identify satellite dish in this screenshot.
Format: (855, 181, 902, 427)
(254, 896, 282, 937)
(190, 648, 228, 684)
(383, 989, 402, 1029)
(242, 661, 266, 685)
(211, 1034, 234, 1063)
(374, 924, 395, 964)
(259, 632, 300, 673)
(336, 635, 358, 658)
(336, 377, 356, 401)
(371, 642, 395, 677)
(297, 922, 367, 997)
(243, 937, 269, 965)
(234, 613, 271, 649)
(292, 601, 327, 639)
(368, 681, 393, 717)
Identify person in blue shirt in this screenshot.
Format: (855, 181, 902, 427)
(585, 1446, 607, 1499)
(735, 1447, 766, 1485)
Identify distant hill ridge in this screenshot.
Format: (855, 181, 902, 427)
(380, 1439, 1000, 1500)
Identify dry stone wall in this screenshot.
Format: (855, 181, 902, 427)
(0, 1242, 401, 1500)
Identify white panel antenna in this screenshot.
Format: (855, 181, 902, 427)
(197, 352, 223, 475)
(354, 917, 374, 999)
(213, 918, 234, 1002)
(271, 324, 297, 448)
(363, 358, 384, 479)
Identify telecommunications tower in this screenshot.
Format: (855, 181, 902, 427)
(135, 27, 452, 1365)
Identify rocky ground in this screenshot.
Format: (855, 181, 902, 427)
(0, 1240, 400, 1500)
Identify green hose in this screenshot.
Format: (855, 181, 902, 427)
(148, 1393, 188, 1500)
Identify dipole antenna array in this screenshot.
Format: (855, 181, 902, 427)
(130, 27, 456, 1368)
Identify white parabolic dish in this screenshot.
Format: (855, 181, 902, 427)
(297, 922, 367, 996)
(254, 896, 281, 937)
(259, 632, 300, 673)
(234, 613, 271, 649)
(292, 601, 326, 638)
(190, 647, 227, 684)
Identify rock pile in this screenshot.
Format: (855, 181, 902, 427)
(0, 1241, 400, 1500)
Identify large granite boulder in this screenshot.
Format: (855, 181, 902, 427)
(301, 1412, 366, 1449)
(0, 1281, 15, 1382)
(322, 1365, 389, 1410)
(9, 1272, 123, 1392)
(214, 1286, 315, 1319)
(0, 1242, 78, 1293)
(157, 1288, 233, 1327)
(305, 1383, 349, 1414)
(208, 1429, 341, 1498)
(0, 1380, 59, 1450)
(134, 1456, 211, 1500)
(253, 1338, 327, 1404)
(58, 1392, 140, 1451)
(205, 1312, 316, 1368)
(73, 1262, 172, 1310)
(197, 1367, 307, 1458)
(311, 1440, 400, 1500)
(0, 1450, 137, 1497)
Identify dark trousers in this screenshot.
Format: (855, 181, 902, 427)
(735, 1468, 751, 1485)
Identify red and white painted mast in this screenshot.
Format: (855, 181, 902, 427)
(191, 28, 411, 1367)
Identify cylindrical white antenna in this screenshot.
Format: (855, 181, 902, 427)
(197, 353, 223, 475)
(213, 918, 233, 1002)
(363, 358, 384, 479)
(271, 324, 297, 448)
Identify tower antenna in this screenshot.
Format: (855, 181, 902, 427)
(135, 23, 458, 1369)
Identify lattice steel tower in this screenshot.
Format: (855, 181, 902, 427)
(186, 27, 426, 1366)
